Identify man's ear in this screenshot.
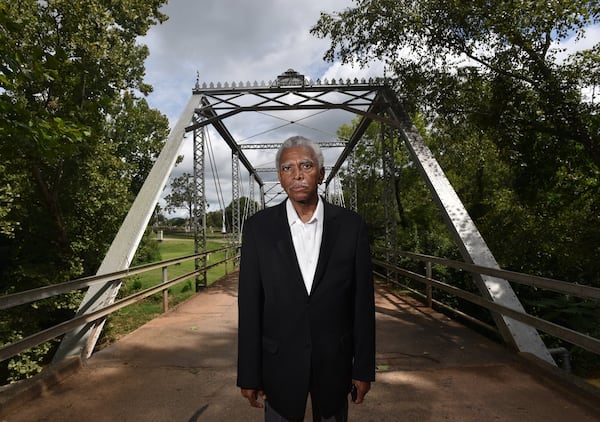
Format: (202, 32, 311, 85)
(319, 167, 325, 184)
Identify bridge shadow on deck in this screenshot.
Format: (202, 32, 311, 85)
(3, 272, 600, 421)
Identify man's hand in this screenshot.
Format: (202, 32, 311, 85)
(241, 388, 267, 408)
(351, 380, 371, 404)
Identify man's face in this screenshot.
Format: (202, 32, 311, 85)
(278, 146, 325, 205)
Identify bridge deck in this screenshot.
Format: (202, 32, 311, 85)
(3, 272, 600, 421)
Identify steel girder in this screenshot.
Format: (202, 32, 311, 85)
(193, 122, 207, 290)
(55, 69, 554, 365)
(185, 71, 553, 364)
(53, 94, 204, 361)
(231, 151, 241, 243)
(377, 87, 555, 364)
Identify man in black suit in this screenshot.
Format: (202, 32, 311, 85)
(237, 136, 375, 421)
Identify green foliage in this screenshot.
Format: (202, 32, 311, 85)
(312, 0, 600, 170)
(110, 93, 170, 195)
(132, 229, 162, 266)
(180, 280, 194, 293)
(315, 0, 600, 373)
(314, 0, 600, 277)
(0, 0, 168, 383)
(223, 197, 259, 231)
(164, 173, 196, 225)
(4, 340, 54, 383)
(339, 119, 459, 261)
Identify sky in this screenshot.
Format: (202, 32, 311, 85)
(140, 0, 385, 216)
(139, 1, 599, 218)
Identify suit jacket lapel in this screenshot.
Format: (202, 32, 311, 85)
(310, 201, 339, 295)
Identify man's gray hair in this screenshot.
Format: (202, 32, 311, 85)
(276, 136, 324, 169)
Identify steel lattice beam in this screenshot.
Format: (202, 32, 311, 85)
(55, 69, 554, 367)
(377, 87, 555, 364)
(193, 122, 207, 290)
(239, 142, 347, 150)
(231, 151, 241, 243)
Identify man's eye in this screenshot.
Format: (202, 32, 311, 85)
(281, 166, 291, 172)
(302, 163, 313, 169)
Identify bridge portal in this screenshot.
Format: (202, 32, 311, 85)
(54, 69, 555, 366)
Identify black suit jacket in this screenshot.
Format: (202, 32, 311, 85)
(237, 199, 375, 420)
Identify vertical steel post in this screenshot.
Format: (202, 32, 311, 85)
(53, 94, 202, 362)
(231, 151, 241, 243)
(426, 261, 433, 308)
(193, 122, 207, 291)
(381, 122, 398, 281)
(348, 149, 358, 212)
(249, 174, 256, 217)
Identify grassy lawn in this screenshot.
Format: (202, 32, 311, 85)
(98, 235, 237, 347)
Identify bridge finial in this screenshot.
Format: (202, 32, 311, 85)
(195, 71, 201, 90)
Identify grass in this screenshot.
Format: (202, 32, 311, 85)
(98, 235, 236, 348)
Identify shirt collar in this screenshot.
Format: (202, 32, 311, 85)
(286, 196, 323, 226)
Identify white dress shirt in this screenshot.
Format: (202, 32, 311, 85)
(286, 197, 324, 294)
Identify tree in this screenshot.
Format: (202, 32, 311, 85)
(312, 0, 600, 373)
(109, 92, 170, 196)
(312, 1, 600, 172)
(337, 118, 457, 259)
(312, 0, 600, 273)
(0, 0, 168, 383)
(224, 196, 259, 232)
(164, 173, 197, 229)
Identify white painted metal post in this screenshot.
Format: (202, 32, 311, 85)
(384, 89, 555, 365)
(53, 94, 203, 362)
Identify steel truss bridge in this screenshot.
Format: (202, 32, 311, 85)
(6, 69, 600, 376)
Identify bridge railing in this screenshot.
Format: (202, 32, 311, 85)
(3, 246, 598, 376)
(0, 245, 240, 364)
(372, 248, 600, 362)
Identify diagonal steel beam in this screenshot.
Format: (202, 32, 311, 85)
(378, 87, 555, 364)
(325, 95, 388, 185)
(53, 93, 204, 361)
(193, 97, 264, 187)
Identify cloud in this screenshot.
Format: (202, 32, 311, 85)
(139, 0, 385, 215)
(552, 24, 600, 63)
(142, 2, 599, 217)
(142, 0, 366, 122)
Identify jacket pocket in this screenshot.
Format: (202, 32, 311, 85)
(262, 336, 279, 355)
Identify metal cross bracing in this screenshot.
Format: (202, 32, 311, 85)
(192, 120, 207, 291)
(231, 150, 241, 244)
(54, 68, 555, 366)
(239, 141, 347, 149)
(381, 121, 399, 282)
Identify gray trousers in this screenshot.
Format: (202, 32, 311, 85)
(264, 396, 349, 422)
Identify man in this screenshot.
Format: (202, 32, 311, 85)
(237, 136, 376, 422)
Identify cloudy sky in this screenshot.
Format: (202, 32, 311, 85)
(139, 1, 599, 217)
(140, 0, 385, 215)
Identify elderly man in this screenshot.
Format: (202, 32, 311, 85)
(237, 136, 375, 422)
